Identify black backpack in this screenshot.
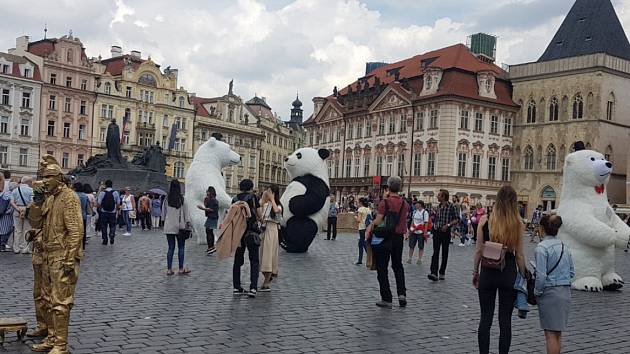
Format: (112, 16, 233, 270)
(101, 190, 116, 212)
(374, 198, 405, 238)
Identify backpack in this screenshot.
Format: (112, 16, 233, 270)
(365, 212, 373, 227)
(101, 190, 116, 212)
(374, 198, 405, 238)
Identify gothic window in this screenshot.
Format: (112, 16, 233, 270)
(549, 97, 559, 122)
(523, 146, 534, 170)
(546, 144, 557, 170)
(606, 93, 615, 121)
(527, 100, 536, 123)
(572, 94, 583, 119)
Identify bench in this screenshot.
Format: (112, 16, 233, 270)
(0, 317, 27, 345)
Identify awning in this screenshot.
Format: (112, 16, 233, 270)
(423, 191, 434, 196)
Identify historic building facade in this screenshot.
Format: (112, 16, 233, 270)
(0, 51, 42, 177)
(510, 0, 630, 210)
(92, 46, 195, 180)
(192, 84, 265, 194)
(10, 34, 97, 173)
(245, 95, 293, 190)
(304, 44, 517, 205)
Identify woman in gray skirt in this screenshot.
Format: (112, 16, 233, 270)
(534, 214, 574, 354)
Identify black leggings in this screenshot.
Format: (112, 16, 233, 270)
(477, 254, 517, 354)
(206, 229, 215, 248)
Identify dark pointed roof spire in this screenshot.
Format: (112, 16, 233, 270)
(292, 92, 302, 108)
(539, 0, 630, 62)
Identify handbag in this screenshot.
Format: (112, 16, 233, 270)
(526, 242, 564, 305)
(481, 241, 507, 270)
(178, 205, 192, 239)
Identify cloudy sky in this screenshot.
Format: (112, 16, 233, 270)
(1, 0, 630, 119)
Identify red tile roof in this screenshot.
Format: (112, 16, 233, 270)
(191, 96, 218, 118)
(27, 38, 89, 62)
(100, 55, 146, 76)
(0, 52, 42, 81)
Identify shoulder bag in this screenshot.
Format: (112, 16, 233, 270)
(526, 242, 564, 305)
(17, 187, 30, 219)
(480, 222, 507, 271)
(178, 203, 192, 239)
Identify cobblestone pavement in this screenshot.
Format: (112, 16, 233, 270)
(1, 227, 630, 354)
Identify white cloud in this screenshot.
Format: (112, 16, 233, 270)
(133, 20, 149, 28)
(110, 0, 134, 27)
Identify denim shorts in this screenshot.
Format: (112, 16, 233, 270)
(409, 233, 425, 249)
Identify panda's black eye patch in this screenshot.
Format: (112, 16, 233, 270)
(590, 157, 595, 161)
(296, 153, 302, 159)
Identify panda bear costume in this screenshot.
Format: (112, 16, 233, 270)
(280, 148, 330, 253)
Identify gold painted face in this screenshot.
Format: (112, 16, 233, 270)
(42, 175, 62, 192)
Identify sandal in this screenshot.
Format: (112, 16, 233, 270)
(178, 268, 191, 275)
(166, 270, 175, 276)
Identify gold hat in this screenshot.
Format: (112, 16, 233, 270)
(41, 163, 63, 177)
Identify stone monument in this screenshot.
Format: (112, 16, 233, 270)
(69, 118, 169, 192)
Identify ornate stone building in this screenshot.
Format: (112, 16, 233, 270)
(245, 95, 293, 190)
(510, 0, 630, 211)
(10, 34, 97, 173)
(92, 47, 195, 180)
(0, 51, 42, 177)
(192, 84, 264, 194)
(304, 44, 517, 205)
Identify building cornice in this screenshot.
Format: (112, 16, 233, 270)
(509, 53, 630, 81)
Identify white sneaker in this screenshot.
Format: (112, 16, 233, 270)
(123, 232, 131, 236)
(458, 243, 465, 247)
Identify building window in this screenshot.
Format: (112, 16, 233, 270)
(0, 116, 8, 134)
(523, 146, 534, 170)
(179, 96, 185, 108)
(104, 82, 112, 95)
(20, 119, 29, 136)
(0, 146, 7, 165)
(1, 64, 9, 74)
(460, 110, 469, 130)
(488, 156, 496, 180)
(80, 80, 87, 90)
(474, 112, 483, 132)
(549, 97, 559, 121)
(24, 68, 31, 78)
(386, 155, 394, 176)
(356, 122, 363, 139)
(344, 158, 351, 177)
(163, 115, 169, 127)
(333, 160, 339, 178)
(19, 148, 28, 166)
(50, 73, 57, 85)
(174, 162, 185, 178)
(122, 131, 130, 145)
(101, 104, 107, 117)
(125, 86, 132, 98)
(376, 156, 383, 176)
(49, 95, 56, 110)
(363, 156, 370, 177)
(388, 116, 395, 135)
(490, 115, 498, 134)
(77, 154, 84, 166)
(64, 97, 72, 112)
(80, 100, 87, 115)
(21, 92, 31, 108)
(63, 122, 71, 138)
(472, 154, 481, 178)
(397, 154, 405, 177)
(427, 152, 436, 176)
(107, 105, 114, 118)
(430, 109, 438, 129)
(546, 144, 557, 170)
(62, 152, 69, 168)
(501, 158, 510, 181)
(78, 124, 86, 140)
(413, 153, 421, 176)
(415, 112, 424, 131)
(347, 123, 354, 140)
(1, 89, 9, 105)
(527, 100, 537, 123)
(572, 94, 584, 119)
(399, 115, 407, 133)
(354, 157, 360, 177)
(66, 76, 72, 88)
(503, 117, 512, 136)
(47, 120, 55, 136)
(379, 118, 385, 135)
(606, 96, 614, 121)
(365, 119, 372, 137)
(457, 152, 467, 177)
(99, 128, 106, 142)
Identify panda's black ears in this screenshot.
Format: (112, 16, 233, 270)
(318, 149, 331, 160)
(574, 141, 585, 151)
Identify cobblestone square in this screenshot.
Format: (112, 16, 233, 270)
(1, 229, 629, 353)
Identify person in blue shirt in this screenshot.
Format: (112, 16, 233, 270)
(534, 213, 574, 354)
(97, 180, 121, 245)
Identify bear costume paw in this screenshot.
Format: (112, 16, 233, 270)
(572, 276, 604, 292)
(280, 218, 318, 253)
(602, 272, 624, 291)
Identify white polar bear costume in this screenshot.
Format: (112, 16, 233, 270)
(185, 137, 240, 244)
(557, 141, 630, 291)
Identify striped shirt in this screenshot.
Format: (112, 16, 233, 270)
(0, 193, 14, 235)
(433, 202, 459, 230)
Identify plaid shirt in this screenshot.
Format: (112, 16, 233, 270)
(433, 202, 459, 230)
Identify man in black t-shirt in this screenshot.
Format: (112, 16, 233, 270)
(232, 179, 261, 298)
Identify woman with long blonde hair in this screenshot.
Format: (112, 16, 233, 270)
(473, 185, 525, 354)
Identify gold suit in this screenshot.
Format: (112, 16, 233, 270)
(26, 198, 48, 338)
(31, 156, 84, 354)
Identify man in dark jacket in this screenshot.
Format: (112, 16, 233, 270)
(232, 179, 261, 298)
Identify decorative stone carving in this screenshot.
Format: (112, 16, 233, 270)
(477, 71, 497, 99)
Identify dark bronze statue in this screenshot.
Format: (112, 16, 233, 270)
(106, 119, 123, 164)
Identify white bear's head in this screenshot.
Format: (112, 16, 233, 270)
(563, 141, 613, 191)
(284, 148, 330, 182)
(194, 137, 241, 168)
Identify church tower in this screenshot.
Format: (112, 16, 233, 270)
(290, 94, 303, 125)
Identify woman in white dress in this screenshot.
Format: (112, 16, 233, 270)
(259, 185, 282, 292)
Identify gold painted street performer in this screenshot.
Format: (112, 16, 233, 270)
(30, 155, 83, 354)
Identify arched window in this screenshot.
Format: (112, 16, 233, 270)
(606, 93, 615, 121)
(179, 96, 185, 108)
(104, 82, 111, 95)
(549, 97, 559, 121)
(546, 144, 557, 170)
(523, 145, 534, 170)
(572, 94, 583, 119)
(173, 161, 185, 178)
(527, 100, 536, 123)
